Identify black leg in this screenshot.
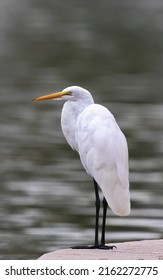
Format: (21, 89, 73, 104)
(101, 197, 107, 245)
(91, 180, 116, 249)
(93, 178, 100, 246)
(72, 179, 100, 249)
(99, 196, 117, 250)
(71, 179, 116, 250)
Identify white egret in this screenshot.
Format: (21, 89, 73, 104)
(33, 86, 130, 249)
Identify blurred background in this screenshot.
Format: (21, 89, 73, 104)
(0, 0, 163, 259)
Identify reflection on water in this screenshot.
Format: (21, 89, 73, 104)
(0, 0, 163, 259)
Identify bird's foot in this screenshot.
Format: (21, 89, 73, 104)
(96, 244, 117, 250)
(71, 244, 116, 250)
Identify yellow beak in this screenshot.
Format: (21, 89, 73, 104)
(33, 91, 64, 102)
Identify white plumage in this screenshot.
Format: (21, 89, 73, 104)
(33, 85, 130, 248)
(77, 104, 130, 216)
(34, 85, 130, 215)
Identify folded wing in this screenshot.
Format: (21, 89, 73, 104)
(76, 104, 130, 216)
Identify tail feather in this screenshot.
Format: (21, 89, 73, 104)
(95, 169, 130, 216)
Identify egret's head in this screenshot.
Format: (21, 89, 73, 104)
(33, 86, 94, 104)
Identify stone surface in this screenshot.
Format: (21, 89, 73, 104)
(38, 239, 163, 260)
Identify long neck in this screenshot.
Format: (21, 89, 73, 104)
(61, 99, 94, 151)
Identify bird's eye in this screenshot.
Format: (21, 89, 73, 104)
(65, 91, 72, 96)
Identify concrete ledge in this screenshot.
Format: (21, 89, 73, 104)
(38, 239, 163, 260)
